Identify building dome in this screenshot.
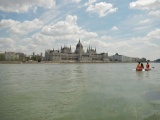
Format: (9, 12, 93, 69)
(76, 40, 83, 48)
(75, 39, 84, 54)
(61, 46, 71, 53)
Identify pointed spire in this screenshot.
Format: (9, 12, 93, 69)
(79, 39, 80, 43)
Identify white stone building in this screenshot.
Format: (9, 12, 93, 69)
(45, 40, 109, 62)
(109, 53, 140, 62)
(5, 52, 25, 61)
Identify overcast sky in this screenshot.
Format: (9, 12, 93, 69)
(0, 0, 160, 60)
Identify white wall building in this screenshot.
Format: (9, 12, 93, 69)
(109, 53, 140, 62)
(5, 52, 25, 61)
(45, 40, 109, 62)
(5, 52, 17, 61)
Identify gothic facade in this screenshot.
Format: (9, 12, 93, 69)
(45, 40, 109, 62)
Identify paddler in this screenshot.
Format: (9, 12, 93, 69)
(146, 62, 150, 69)
(136, 62, 142, 69)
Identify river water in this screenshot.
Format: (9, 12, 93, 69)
(0, 63, 160, 120)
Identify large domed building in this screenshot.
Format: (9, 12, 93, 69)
(75, 40, 84, 54)
(45, 39, 109, 62)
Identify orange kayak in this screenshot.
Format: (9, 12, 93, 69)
(136, 68, 142, 71)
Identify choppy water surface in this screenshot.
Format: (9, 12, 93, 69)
(0, 63, 160, 120)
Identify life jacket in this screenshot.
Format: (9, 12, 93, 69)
(137, 64, 142, 69)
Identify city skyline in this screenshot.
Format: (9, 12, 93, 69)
(0, 0, 160, 61)
(1, 40, 149, 62)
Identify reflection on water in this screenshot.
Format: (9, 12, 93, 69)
(136, 71, 144, 81)
(0, 63, 160, 120)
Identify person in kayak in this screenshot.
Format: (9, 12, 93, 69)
(145, 62, 151, 71)
(146, 62, 150, 69)
(136, 62, 142, 71)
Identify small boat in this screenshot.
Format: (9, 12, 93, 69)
(145, 68, 151, 71)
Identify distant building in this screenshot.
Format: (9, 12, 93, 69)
(109, 53, 140, 62)
(16, 53, 26, 61)
(5, 52, 17, 61)
(45, 40, 109, 62)
(5, 52, 25, 61)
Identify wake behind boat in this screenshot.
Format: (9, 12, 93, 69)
(136, 68, 146, 71)
(136, 68, 151, 71)
(136, 68, 143, 71)
(135, 68, 152, 71)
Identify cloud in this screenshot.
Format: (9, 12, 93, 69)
(129, 0, 160, 10)
(138, 19, 150, 24)
(146, 28, 160, 40)
(84, 0, 97, 6)
(31, 33, 55, 46)
(41, 15, 98, 40)
(0, 38, 14, 44)
(111, 26, 119, 31)
(107, 28, 160, 59)
(40, 15, 112, 52)
(18, 15, 111, 54)
(0, 19, 43, 35)
(0, 38, 15, 51)
(149, 10, 160, 16)
(116, 41, 130, 48)
(100, 36, 112, 41)
(64, 0, 81, 3)
(133, 26, 151, 31)
(144, 41, 158, 48)
(0, 19, 18, 29)
(42, 15, 79, 36)
(0, 0, 56, 13)
(28, 44, 37, 49)
(71, 0, 81, 3)
(86, 2, 118, 17)
(109, 41, 130, 52)
(16, 45, 28, 53)
(127, 28, 160, 42)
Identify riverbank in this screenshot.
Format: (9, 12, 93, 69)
(0, 60, 141, 64)
(0, 60, 110, 64)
